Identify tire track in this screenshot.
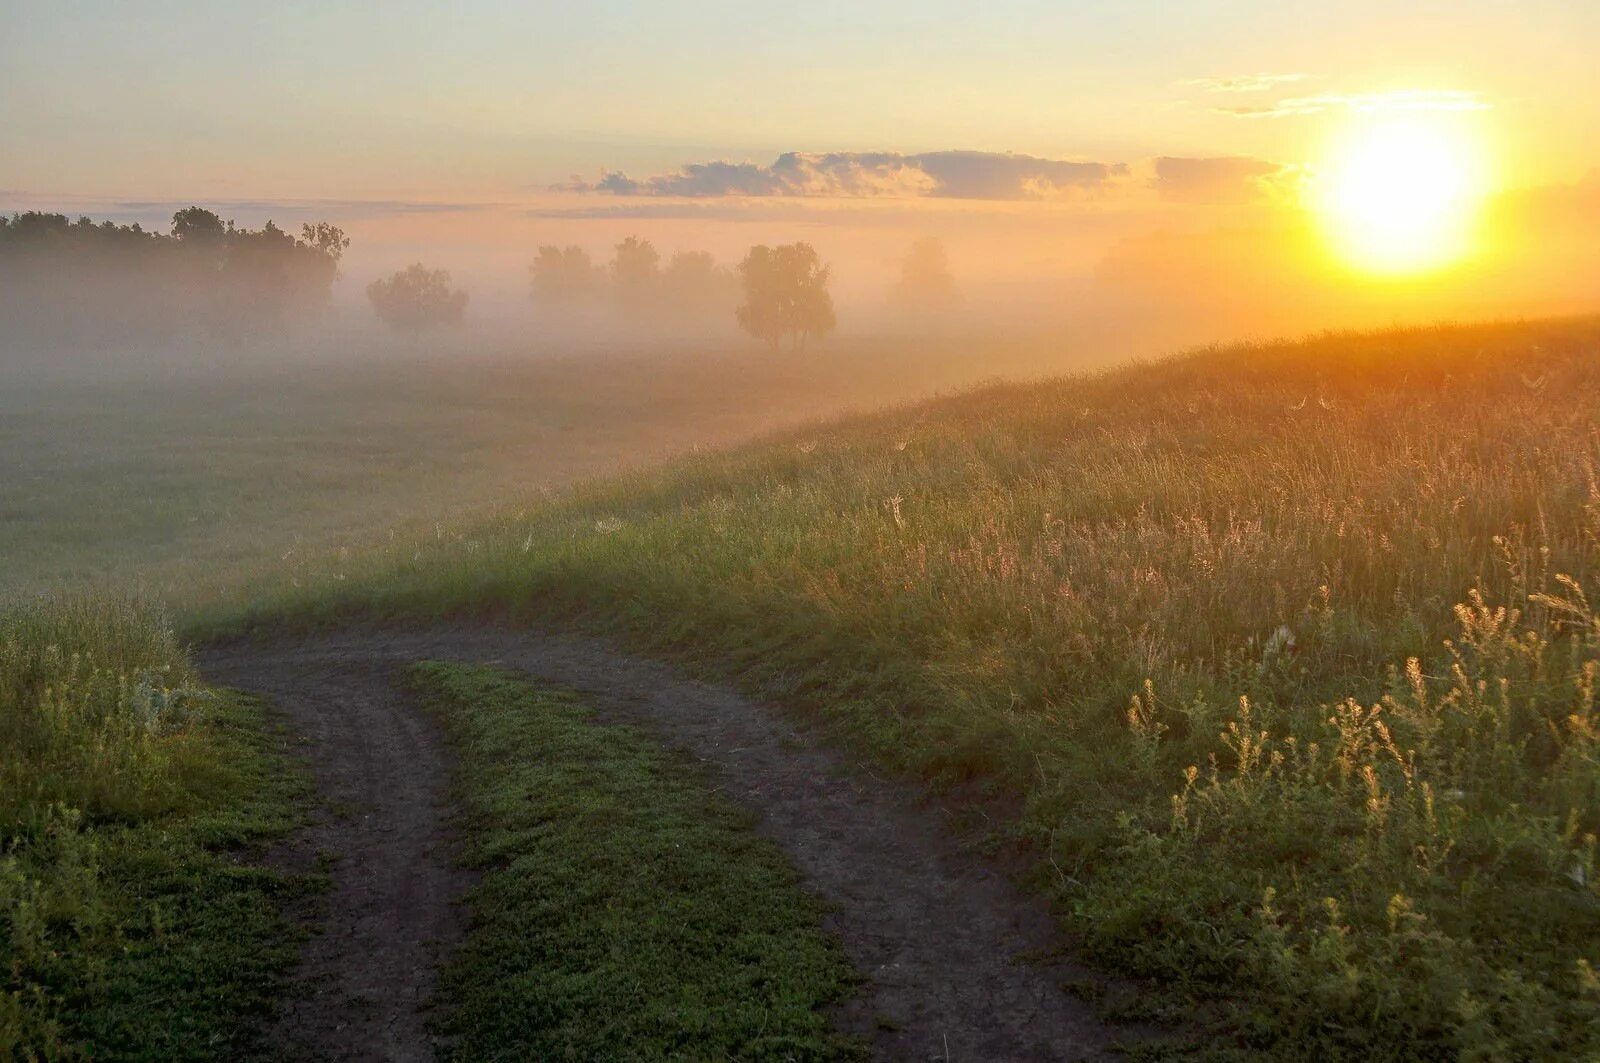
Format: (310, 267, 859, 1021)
(202, 626, 1127, 1061)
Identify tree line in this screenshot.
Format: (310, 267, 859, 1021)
(378, 237, 842, 350)
(2, 208, 958, 351)
(529, 237, 737, 321)
(0, 208, 347, 344)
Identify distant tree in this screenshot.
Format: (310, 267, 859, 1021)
(663, 249, 716, 287)
(735, 243, 836, 351)
(170, 206, 227, 245)
(891, 237, 958, 308)
(300, 222, 350, 264)
(0, 208, 347, 344)
(661, 250, 737, 318)
(221, 220, 343, 322)
(529, 245, 603, 304)
(610, 235, 661, 313)
(366, 264, 468, 333)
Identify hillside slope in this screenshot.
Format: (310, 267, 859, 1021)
(210, 318, 1600, 1059)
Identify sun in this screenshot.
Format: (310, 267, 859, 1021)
(1315, 115, 1486, 276)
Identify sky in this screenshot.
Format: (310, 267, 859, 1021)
(6, 0, 1596, 198)
(4, 0, 1598, 336)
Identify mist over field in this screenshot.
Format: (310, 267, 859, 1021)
(9, 178, 1590, 609)
(8, 168, 1599, 382)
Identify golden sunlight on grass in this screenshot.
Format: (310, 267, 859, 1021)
(1315, 113, 1488, 276)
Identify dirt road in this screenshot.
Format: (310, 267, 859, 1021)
(201, 626, 1125, 1061)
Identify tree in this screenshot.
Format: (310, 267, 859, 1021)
(170, 206, 226, 245)
(529, 245, 603, 304)
(891, 237, 958, 308)
(610, 235, 661, 313)
(735, 243, 836, 350)
(300, 222, 350, 264)
(1, 207, 348, 344)
(660, 250, 737, 319)
(366, 264, 468, 332)
(204, 217, 348, 327)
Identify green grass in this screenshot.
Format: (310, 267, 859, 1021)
(210, 317, 1600, 1059)
(409, 661, 863, 1061)
(1, 596, 310, 1060)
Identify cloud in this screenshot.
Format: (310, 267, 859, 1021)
(1183, 73, 1312, 94)
(566, 150, 1127, 201)
(1219, 89, 1490, 119)
(1151, 156, 1285, 203)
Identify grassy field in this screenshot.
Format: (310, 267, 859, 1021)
(0, 334, 1092, 602)
(2, 332, 1104, 1059)
(0, 597, 310, 1060)
(410, 662, 862, 1061)
(206, 317, 1600, 1059)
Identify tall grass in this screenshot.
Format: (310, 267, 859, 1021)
(208, 318, 1600, 1058)
(0, 595, 205, 827)
(2, 597, 304, 1058)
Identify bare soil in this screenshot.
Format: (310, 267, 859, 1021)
(200, 625, 1131, 1061)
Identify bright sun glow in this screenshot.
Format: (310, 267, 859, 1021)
(1316, 116, 1486, 276)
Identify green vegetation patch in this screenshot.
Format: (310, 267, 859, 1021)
(1, 596, 310, 1061)
(409, 661, 863, 1061)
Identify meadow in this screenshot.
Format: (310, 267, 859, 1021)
(204, 317, 1600, 1058)
(0, 333, 1088, 602)
(7, 318, 1600, 1058)
(1, 331, 1099, 1058)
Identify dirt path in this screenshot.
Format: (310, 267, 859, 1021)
(198, 653, 474, 1062)
(201, 626, 1126, 1062)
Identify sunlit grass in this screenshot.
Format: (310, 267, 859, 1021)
(203, 317, 1600, 1057)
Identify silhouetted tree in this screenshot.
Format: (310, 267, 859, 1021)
(735, 243, 836, 351)
(170, 206, 227, 245)
(529, 245, 603, 305)
(0, 208, 347, 345)
(891, 237, 958, 308)
(300, 222, 351, 263)
(366, 264, 468, 333)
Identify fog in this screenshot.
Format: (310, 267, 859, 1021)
(7, 177, 1595, 600)
(8, 167, 1598, 392)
